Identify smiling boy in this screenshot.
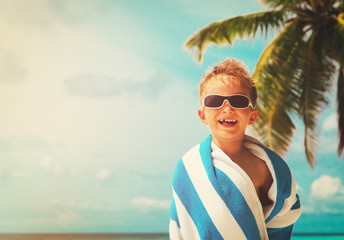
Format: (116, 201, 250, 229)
(169, 58, 301, 240)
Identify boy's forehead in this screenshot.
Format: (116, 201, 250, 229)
(204, 76, 249, 95)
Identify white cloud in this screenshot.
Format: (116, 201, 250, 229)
(40, 156, 63, 175)
(300, 205, 315, 214)
(11, 170, 29, 178)
(0, 48, 27, 83)
(55, 212, 79, 222)
(95, 169, 112, 180)
(311, 175, 344, 198)
(70, 168, 81, 177)
(27, 212, 79, 225)
(51, 198, 121, 212)
(318, 113, 340, 153)
(132, 197, 170, 209)
(51, 199, 90, 210)
(40, 156, 54, 169)
(64, 72, 170, 99)
(287, 125, 305, 153)
(323, 113, 337, 131)
(175, 0, 264, 19)
(296, 183, 303, 192)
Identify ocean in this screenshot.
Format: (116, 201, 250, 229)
(0, 234, 343, 240)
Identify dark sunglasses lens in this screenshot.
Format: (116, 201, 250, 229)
(229, 95, 249, 108)
(204, 95, 225, 108)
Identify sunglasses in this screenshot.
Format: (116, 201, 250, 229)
(202, 94, 253, 109)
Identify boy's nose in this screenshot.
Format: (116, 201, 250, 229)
(222, 100, 234, 111)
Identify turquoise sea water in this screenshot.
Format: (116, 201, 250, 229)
(0, 234, 344, 240)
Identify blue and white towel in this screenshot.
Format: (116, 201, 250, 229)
(169, 135, 301, 240)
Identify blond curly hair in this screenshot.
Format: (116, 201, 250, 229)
(199, 58, 257, 106)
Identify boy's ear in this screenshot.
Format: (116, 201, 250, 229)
(248, 109, 258, 125)
(198, 108, 208, 125)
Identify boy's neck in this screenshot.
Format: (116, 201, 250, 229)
(212, 135, 245, 157)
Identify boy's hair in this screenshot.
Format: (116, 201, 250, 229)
(199, 58, 257, 106)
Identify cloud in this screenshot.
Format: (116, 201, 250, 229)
(64, 72, 170, 99)
(296, 183, 303, 192)
(0, 136, 49, 151)
(95, 169, 112, 180)
(55, 212, 79, 222)
(27, 212, 79, 225)
(175, 0, 264, 19)
(40, 156, 63, 175)
(0, 0, 94, 27)
(11, 170, 29, 178)
(318, 113, 341, 154)
(132, 197, 170, 210)
(311, 175, 344, 199)
(64, 74, 123, 97)
(51, 199, 120, 211)
(69, 168, 81, 177)
(323, 113, 337, 131)
(300, 205, 315, 214)
(0, 48, 27, 84)
(52, 199, 90, 210)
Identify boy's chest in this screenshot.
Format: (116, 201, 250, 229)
(231, 153, 273, 206)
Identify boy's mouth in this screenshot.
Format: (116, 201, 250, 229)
(219, 119, 238, 127)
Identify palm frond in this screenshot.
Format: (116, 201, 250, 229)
(337, 66, 344, 156)
(297, 32, 336, 166)
(253, 100, 296, 156)
(331, 20, 344, 65)
(252, 22, 306, 156)
(325, 14, 344, 157)
(184, 10, 286, 62)
(262, 0, 304, 9)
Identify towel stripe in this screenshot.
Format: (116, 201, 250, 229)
(243, 140, 277, 219)
(199, 136, 262, 240)
(183, 144, 245, 239)
(170, 199, 180, 228)
(291, 195, 301, 210)
(215, 168, 262, 240)
(212, 143, 268, 239)
(172, 159, 223, 239)
(261, 146, 292, 223)
(171, 189, 200, 240)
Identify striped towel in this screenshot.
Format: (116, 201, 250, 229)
(169, 135, 301, 240)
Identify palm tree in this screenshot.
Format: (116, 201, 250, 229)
(185, 0, 344, 167)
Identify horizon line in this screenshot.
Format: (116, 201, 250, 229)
(1, 232, 344, 236)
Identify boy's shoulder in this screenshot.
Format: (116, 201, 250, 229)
(259, 144, 291, 173)
(244, 135, 289, 166)
(244, 135, 293, 179)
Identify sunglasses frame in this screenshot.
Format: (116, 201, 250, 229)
(202, 94, 254, 109)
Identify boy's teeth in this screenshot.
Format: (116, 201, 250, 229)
(221, 119, 237, 123)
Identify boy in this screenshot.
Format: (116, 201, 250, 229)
(169, 58, 301, 240)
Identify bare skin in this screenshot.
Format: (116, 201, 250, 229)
(227, 148, 273, 207)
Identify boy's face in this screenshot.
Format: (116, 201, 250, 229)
(198, 76, 258, 144)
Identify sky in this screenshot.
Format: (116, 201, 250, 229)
(0, 0, 343, 234)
